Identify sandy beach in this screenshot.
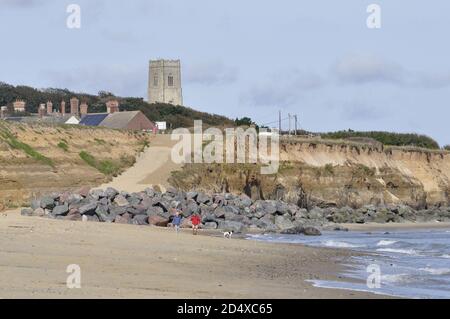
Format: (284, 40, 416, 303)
(0, 209, 387, 299)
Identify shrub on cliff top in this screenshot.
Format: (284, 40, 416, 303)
(321, 130, 440, 150)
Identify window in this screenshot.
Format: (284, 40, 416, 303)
(153, 75, 158, 86)
(168, 74, 174, 86)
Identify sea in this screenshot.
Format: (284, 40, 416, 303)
(248, 228, 450, 299)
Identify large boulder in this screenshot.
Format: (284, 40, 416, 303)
(196, 192, 211, 204)
(303, 227, 322, 236)
(274, 215, 295, 231)
(79, 202, 98, 215)
(114, 213, 132, 224)
(114, 195, 129, 207)
(40, 196, 56, 210)
(239, 194, 252, 207)
(76, 186, 91, 198)
(105, 187, 119, 199)
(30, 199, 41, 210)
(65, 209, 82, 221)
(132, 214, 149, 225)
(280, 226, 305, 235)
(148, 215, 170, 227)
(53, 204, 69, 216)
(203, 222, 218, 229)
(218, 220, 245, 233)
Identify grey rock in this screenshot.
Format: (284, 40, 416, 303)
(203, 222, 218, 229)
(303, 227, 322, 236)
(114, 195, 129, 207)
(275, 215, 295, 231)
(40, 196, 55, 210)
(95, 205, 109, 222)
(53, 204, 69, 216)
(31, 199, 41, 210)
(196, 192, 211, 204)
(109, 206, 128, 216)
(280, 226, 304, 234)
(105, 187, 119, 199)
(132, 214, 149, 225)
(218, 220, 245, 233)
(79, 202, 98, 215)
(239, 194, 252, 207)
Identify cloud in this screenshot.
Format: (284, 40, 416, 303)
(40, 65, 146, 98)
(332, 54, 405, 84)
(333, 54, 450, 89)
(184, 61, 238, 86)
(0, 0, 37, 7)
(240, 69, 324, 107)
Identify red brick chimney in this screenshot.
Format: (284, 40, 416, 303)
(70, 97, 79, 115)
(61, 100, 66, 115)
(106, 99, 120, 113)
(80, 102, 88, 115)
(46, 101, 53, 114)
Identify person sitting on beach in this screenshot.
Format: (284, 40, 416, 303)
(190, 213, 201, 235)
(171, 209, 183, 234)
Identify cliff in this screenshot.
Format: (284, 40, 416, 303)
(169, 138, 450, 209)
(0, 121, 148, 209)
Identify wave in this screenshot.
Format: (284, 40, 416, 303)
(376, 240, 397, 247)
(420, 267, 450, 275)
(440, 254, 450, 259)
(376, 248, 418, 255)
(381, 274, 412, 284)
(323, 240, 364, 248)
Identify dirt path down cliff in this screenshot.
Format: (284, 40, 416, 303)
(99, 134, 181, 193)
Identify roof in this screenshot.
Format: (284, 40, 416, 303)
(65, 116, 80, 124)
(98, 111, 141, 129)
(79, 113, 109, 126)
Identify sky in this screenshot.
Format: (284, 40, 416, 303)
(0, 0, 449, 145)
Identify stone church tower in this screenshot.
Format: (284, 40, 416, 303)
(148, 59, 183, 106)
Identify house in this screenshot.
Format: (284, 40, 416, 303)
(79, 111, 155, 131)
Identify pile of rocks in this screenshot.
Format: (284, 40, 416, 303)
(21, 187, 323, 235)
(21, 186, 450, 234)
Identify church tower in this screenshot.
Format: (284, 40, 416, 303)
(148, 59, 183, 106)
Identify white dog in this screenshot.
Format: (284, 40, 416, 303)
(223, 231, 233, 239)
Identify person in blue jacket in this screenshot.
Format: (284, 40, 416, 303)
(171, 209, 183, 234)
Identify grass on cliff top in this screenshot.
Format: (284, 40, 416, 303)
(79, 151, 117, 175)
(0, 122, 54, 167)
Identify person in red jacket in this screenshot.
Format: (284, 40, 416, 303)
(190, 213, 201, 235)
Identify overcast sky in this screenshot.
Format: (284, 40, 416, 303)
(1, 0, 449, 145)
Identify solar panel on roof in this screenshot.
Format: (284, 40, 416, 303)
(79, 114, 109, 126)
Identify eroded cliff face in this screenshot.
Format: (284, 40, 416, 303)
(169, 140, 450, 209)
(0, 122, 148, 209)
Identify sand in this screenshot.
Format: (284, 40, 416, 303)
(99, 134, 181, 193)
(0, 210, 386, 299)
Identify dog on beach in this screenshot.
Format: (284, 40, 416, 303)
(223, 231, 233, 239)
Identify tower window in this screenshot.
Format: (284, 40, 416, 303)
(153, 75, 158, 86)
(168, 74, 174, 86)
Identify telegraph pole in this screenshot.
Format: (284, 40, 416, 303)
(288, 113, 291, 136)
(279, 110, 281, 134)
(294, 114, 298, 135)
